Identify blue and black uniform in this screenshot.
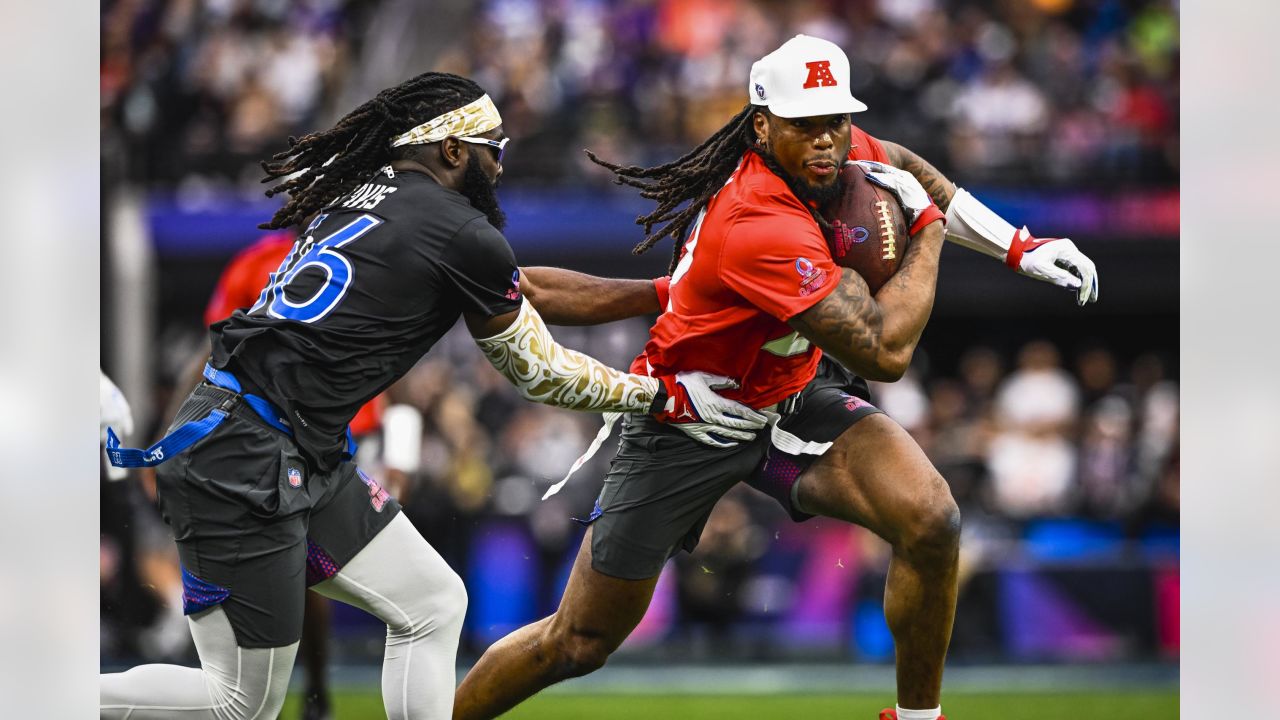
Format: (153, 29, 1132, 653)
(146, 166, 523, 647)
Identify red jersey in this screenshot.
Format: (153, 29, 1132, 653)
(205, 233, 385, 436)
(638, 126, 889, 409)
(203, 233, 297, 327)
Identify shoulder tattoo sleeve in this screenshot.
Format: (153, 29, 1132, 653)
(474, 298, 659, 412)
(882, 141, 956, 211)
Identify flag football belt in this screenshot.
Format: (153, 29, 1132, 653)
(541, 388, 807, 501)
(104, 364, 357, 468)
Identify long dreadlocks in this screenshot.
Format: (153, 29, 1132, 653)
(259, 72, 485, 230)
(586, 104, 757, 273)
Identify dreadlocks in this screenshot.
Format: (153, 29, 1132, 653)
(586, 104, 757, 273)
(259, 72, 485, 230)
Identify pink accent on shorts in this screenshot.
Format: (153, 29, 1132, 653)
(305, 540, 340, 586)
(841, 393, 870, 412)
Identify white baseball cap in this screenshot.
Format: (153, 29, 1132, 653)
(749, 34, 868, 118)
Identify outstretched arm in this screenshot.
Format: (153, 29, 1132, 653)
(519, 267, 661, 325)
(880, 140, 1099, 305)
(465, 299, 660, 412)
(464, 299, 766, 446)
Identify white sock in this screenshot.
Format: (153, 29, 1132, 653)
(896, 706, 942, 720)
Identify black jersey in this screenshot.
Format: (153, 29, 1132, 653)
(210, 166, 522, 470)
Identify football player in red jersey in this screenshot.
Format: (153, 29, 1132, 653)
(455, 35, 1099, 720)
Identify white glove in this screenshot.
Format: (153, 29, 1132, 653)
(100, 370, 134, 444)
(1010, 229, 1100, 306)
(945, 187, 1100, 306)
(851, 160, 933, 226)
(656, 371, 768, 448)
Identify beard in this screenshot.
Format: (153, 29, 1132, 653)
(753, 146, 844, 209)
(460, 153, 506, 231)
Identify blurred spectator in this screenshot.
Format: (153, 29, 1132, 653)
(995, 340, 1080, 431)
(987, 341, 1080, 518)
(924, 378, 987, 509)
(949, 59, 1049, 183)
(675, 490, 764, 652)
(1077, 394, 1137, 519)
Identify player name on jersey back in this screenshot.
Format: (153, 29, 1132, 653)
(340, 182, 398, 211)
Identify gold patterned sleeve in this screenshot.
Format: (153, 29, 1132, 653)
(473, 298, 660, 412)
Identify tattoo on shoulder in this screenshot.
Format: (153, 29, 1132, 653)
(884, 142, 954, 211)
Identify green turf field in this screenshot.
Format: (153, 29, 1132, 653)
(281, 690, 1178, 719)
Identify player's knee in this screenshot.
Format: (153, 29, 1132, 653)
(206, 668, 289, 720)
(556, 633, 613, 678)
(539, 620, 615, 680)
(900, 473, 961, 560)
(393, 566, 468, 640)
(434, 567, 468, 631)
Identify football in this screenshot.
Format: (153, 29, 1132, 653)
(819, 162, 909, 294)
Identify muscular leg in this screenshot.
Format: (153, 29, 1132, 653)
(453, 526, 659, 720)
(794, 413, 960, 709)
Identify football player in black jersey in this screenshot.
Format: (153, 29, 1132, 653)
(101, 72, 765, 720)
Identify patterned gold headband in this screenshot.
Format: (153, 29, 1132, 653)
(388, 94, 503, 148)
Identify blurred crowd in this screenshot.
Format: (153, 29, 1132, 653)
(101, 0, 1179, 193)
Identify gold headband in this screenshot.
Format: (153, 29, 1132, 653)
(388, 94, 503, 148)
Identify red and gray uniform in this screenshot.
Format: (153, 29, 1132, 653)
(638, 125, 889, 406)
(588, 138, 888, 581)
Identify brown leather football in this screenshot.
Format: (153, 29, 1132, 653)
(819, 162, 909, 294)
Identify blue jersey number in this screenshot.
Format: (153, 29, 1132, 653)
(251, 214, 383, 323)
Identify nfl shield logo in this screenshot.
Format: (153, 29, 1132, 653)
(288, 467, 303, 488)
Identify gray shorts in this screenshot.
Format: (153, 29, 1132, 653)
(587, 359, 883, 580)
(155, 383, 400, 648)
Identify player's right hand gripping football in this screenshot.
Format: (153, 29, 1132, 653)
(652, 372, 769, 448)
(851, 160, 942, 234)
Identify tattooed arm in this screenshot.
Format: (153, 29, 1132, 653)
(789, 220, 946, 382)
(519, 267, 661, 325)
(881, 140, 956, 212)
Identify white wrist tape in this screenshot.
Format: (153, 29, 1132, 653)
(381, 404, 423, 473)
(944, 187, 1018, 261)
(475, 298, 659, 412)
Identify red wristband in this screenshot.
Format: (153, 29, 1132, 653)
(909, 204, 945, 236)
(653, 276, 671, 311)
(1004, 226, 1047, 270)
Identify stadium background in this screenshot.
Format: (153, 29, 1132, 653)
(99, 0, 1179, 716)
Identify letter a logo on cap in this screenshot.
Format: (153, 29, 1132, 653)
(803, 60, 838, 89)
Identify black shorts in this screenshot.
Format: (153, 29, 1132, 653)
(588, 358, 883, 580)
(154, 383, 400, 648)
